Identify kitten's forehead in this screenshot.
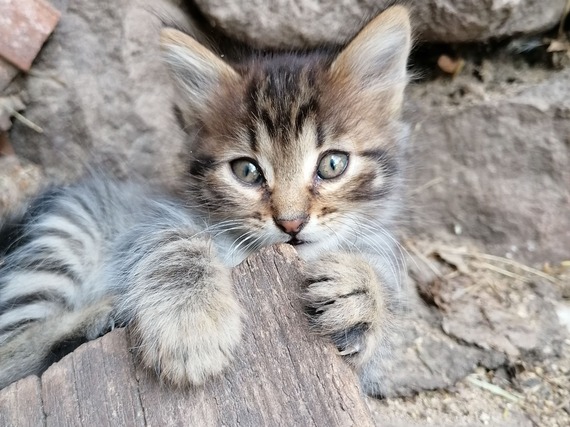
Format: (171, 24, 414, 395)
(242, 55, 327, 155)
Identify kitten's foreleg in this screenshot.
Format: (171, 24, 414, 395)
(304, 252, 402, 377)
(114, 230, 243, 387)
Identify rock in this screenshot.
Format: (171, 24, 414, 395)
(9, 0, 188, 185)
(374, 301, 501, 397)
(407, 68, 570, 264)
(441, 293, 561, 360)
(192, 0, 567, 48)
(0, 57, 19, 92)
(0, 156, 43, 215)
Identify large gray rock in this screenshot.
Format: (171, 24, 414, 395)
(10, 0, 189, 185)
(192, 0, 567, 48)
(407, 69, 570, 263)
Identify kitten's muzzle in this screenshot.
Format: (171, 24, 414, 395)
(287, 237, 306, 246)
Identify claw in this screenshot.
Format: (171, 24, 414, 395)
(338, 344, 360, 356)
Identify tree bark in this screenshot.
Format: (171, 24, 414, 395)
(0, 245, 374, 426)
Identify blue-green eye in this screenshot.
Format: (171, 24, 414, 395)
(317, 152, 349, 179)
(230, 158, 264, 185)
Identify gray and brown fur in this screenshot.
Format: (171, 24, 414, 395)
(0, 6, 412, 394)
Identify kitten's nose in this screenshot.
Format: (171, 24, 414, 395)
(274, 216, 308, 235)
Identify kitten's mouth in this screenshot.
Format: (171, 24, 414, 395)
(287, 237, 306, 246)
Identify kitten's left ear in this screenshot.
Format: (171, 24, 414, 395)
(330, 6, 411, 115)
(160, 28, 241, 121)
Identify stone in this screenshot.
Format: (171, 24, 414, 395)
(441, 293, 561, 360)
(0, 57, 19, 92)
(0, 156, 43, 215)
(192, 0, 568, 48)
(372, 301, 498, 397)
(9, 0, 188, 186)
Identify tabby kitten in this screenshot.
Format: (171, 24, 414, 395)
(0, 6, 411, 394)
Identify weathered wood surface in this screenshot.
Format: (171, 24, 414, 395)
(0, 245, 374, 426)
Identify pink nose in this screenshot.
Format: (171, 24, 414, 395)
(275, 217, 307, 234)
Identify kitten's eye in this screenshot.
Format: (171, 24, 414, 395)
(317, 152, 349, 179)
(230, 158, 264, 185)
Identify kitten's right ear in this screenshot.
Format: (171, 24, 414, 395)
(160, 29, 240, 120)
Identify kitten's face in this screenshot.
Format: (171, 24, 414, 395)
(161, 7, 411, 263)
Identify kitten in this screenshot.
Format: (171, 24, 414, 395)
(0, 6, 411, 393)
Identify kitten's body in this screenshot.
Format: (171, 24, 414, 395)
(0, 7, 411, 394)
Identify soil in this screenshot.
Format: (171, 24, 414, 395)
(368, 236, 570, 427)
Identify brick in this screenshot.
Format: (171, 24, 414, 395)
(0, 0, 61, 71)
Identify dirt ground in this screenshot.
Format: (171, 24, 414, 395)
(368, 236, 570, 427)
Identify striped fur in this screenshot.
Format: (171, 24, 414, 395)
(0, 6, 411, 394)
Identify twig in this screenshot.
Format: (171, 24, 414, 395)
(466, 375, 523, 403)
(438, 246, 560, 284)
(8, 109, 44, 134)
(405, 240, 444, 279)
(470, 261, 529, 282)
(410, 176, 443, 195)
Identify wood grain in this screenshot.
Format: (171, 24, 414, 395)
(0, 245, 374, 426)
(40, 329, 145, 427)
(0, 375, 43, 427)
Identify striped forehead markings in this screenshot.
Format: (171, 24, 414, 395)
(246, 67, 321, 151)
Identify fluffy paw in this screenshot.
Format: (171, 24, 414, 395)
(304, 254, 387, 365)
(133, 295, 243, 387)
(81, 297, 117, 340)
(127, 238, 244, 387)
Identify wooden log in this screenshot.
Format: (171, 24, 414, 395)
(0, 245, 374, 426)
(0, 376, 43, 427)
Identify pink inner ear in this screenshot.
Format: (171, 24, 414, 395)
(160, 28, 242, 121)
(330, 6, 411, 91)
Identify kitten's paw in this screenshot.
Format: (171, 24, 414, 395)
(134, 294, 243, 387)
(80, 297, 117, 340)
(130, 241, 244, 387)
(304, 254, 388, 365)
